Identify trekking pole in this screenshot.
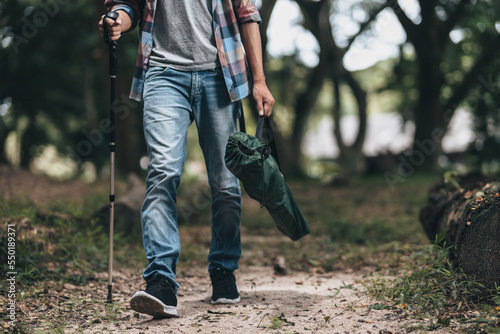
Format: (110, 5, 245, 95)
(102, 11, 119, 304)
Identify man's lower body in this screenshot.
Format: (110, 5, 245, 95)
(130, 66, 242, 317)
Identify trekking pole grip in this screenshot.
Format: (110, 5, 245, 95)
(103, 11, 119, 42)
(103, 11, 119, 77)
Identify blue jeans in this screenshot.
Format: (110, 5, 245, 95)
(141, 66, 242, 293)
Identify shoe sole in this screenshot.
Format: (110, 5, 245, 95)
(130, 291, 178, 317)
(211, 296, 241, 304)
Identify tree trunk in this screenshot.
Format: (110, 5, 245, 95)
(412, 26, 445, 172)
(288, 57, 328, 177)
(258, 0, 277, 67)
(419, 174, 500, 289)
(333, 69, 368, 174)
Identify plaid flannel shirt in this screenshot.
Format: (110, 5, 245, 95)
(105, 0, 262, 102)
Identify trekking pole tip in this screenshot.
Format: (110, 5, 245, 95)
(106, 284, 113, 304)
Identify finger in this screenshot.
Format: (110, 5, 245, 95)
(253, 93, 263, 116)
(98, 19, 104, 37)
(257, 104, 264, 116)
(264, 103, 271, 117)
(264, 96, 274, 117)
(109, 26, 122, 40)
(108, 32, 121, 41)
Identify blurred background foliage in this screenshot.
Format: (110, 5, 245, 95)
(0, 0, 499, 181)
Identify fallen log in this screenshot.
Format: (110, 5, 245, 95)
(419, 173, 500, 290)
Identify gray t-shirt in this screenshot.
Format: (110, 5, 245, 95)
(149, 0, 219, 70)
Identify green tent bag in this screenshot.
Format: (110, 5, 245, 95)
(224, 120, 310, 241)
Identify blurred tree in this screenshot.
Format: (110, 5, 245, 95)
(381, 0, 500, 171)
(0, 0, 143, 177)
(1, 0, 103, 169)
(296, 0, 368, 174)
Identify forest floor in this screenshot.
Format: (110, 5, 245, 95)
(1, 164, 499, 333)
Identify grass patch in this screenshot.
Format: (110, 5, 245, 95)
(0, 195, 144, 332)
(365, 241, 500, 331)
(0, 194, 145, 279)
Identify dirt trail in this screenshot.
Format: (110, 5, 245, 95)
(81, 266, 451, 334)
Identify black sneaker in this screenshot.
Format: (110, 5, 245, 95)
(130, 274, 178, 317)
(209, 267, 240, 304)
